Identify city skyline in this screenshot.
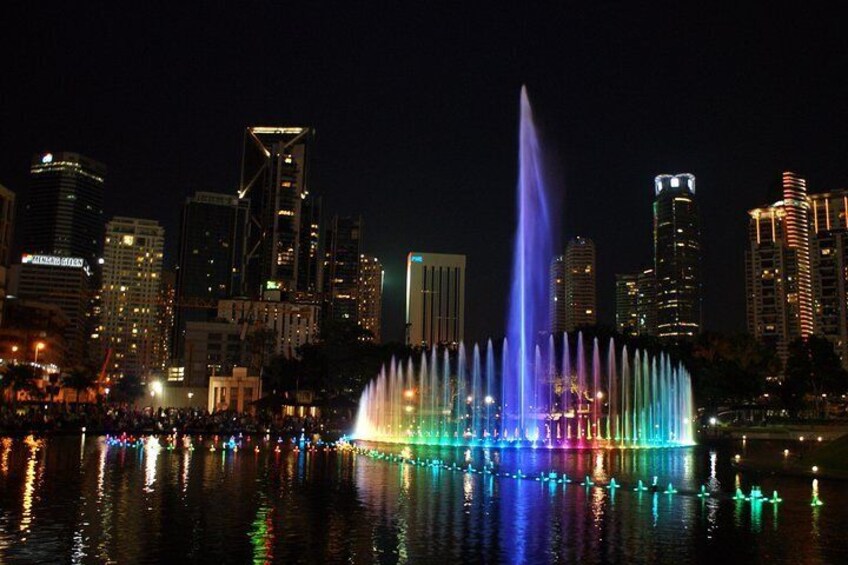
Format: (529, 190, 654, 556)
(5, 6, 848, 344)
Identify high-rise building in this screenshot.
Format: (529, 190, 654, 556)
(158, 269, 176, 368)
(238, 127, 318, 296)
(0, 184, 13, 266)
(563, 237, 596, 331)
(405, 252, 466, 346)
(358, 255, 383, 342)
(810, 189, 848, 367)
(654, 173, 701, 339)
(298, 195, 322, 295)
(0, 183, 15, 326)
(9, 254, 93, 367)
(615, 273, 639, 337)
(23, 152, 105, 266)
(173, 192, 249, 357)
(745, 172, 815, 364)
(636, 268, 658, 336)
(323, 215, 363, 325)
(549, 256, 567, 334)
(100, 217, 165, 380)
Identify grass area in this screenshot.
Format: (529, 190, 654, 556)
(808, 433, 848, 473)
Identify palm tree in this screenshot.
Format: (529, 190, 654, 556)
(62, 366, 98, 405)
(1, 364, 41, 408)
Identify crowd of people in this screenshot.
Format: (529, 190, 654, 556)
(0, 404, 349, 440)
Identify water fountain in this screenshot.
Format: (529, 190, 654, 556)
(353, 86, 695, 448)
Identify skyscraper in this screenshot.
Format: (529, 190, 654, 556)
(809, 189, 848, 367)
(10, 254, 93, 367)
(615, 269, 657, 337)
(323, 215, 363, 325)
(636, 268, 658, 336)
(563, 237, 596, 331)
(238, 127, 318, 296)
(100, 217, 165, 380)
(298, 195, 322, 295)
(745, 172, 815, 364)
(173, 191, 249, 357)
(615, 273, 639, 337)
(0, 183, 15, 326)
(158, 269, 176, 368)
(405, 252, 466, 346)
(23, 152, 105, 266)
(549, 256, 567, 334)
(653, 173, 701, 339)
(358, 255, 383, 342)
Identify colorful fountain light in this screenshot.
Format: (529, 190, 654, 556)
(354, 86, 695, 448)
(353, 334, 695, 448)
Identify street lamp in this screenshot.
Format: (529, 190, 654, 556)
(34, 342, 46, 364)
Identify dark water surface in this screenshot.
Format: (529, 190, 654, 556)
(0, 435, 846, 564)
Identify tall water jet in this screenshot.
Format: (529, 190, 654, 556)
(505, 86, 557, 440)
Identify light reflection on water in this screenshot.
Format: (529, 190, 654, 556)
(0, 436, 845, 563)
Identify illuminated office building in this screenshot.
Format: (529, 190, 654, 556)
(636, 268, 658, 336)
(323, 215, 363, 325)
(615, 268, 657, 338)
(654, 173, 701, 339)
(9, 254, 93, 367)
(238, 127, 320, 297)
(615, 273, 639, 336)
(173, 191, 249, 357)
(23, 152, 105, 266)
(0, 184, 15, 326)
(100, 217, 165, 380)
(358, 255, 383, 342)
(405, 252, 466, 346)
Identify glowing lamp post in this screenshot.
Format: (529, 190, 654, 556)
(34, 342, 46, 364)
(150, 380, 163, 403)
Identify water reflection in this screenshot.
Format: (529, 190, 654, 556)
(0, 437, 845, 563)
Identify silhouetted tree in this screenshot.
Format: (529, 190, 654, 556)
(263, 319, 411, 402)
(110, 374, 145, 405)
(782, 336, 848, 417)
(62, 366, 97, 405)
(696, 333, 777, 407)
(0, 364, 42, 408)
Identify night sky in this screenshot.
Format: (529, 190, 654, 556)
(3, 4, 848, 343)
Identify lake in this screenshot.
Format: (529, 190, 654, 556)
(0, 434, 845, 563)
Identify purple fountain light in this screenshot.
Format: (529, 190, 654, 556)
(504, 86, 557, 441)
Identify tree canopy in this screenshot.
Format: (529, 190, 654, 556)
(780, 336, 848, 417)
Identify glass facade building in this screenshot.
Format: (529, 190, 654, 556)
(653, 174, 701, 339)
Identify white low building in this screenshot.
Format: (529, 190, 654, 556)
(208, 367, 262, 413)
